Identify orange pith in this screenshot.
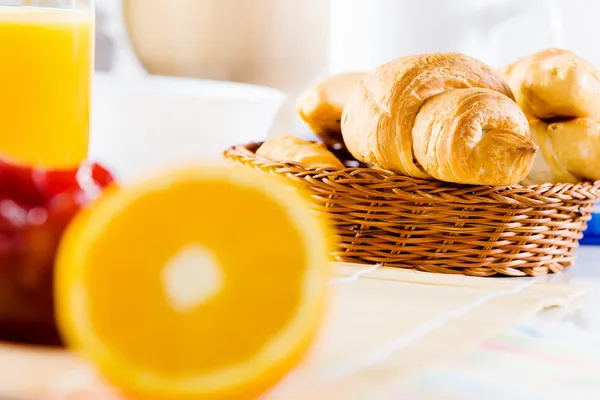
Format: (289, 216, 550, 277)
(55, 167, 332, 400)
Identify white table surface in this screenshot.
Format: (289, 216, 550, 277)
(401, 246, 600, 399)
(534, 245, 600, 332)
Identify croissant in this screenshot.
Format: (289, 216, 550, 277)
(342, 53, 537, 185)
(256, 135, 344, 168)
(502, 48, 600, 184)
(297, 72, 365, 145)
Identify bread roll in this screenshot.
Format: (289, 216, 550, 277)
(503, 48, 600, 184)
(342, 53, 537, 185)
(297, 72, 365, 145)
(256, 135, 344, 168)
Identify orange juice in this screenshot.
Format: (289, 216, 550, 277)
(0, 7, 93, 168)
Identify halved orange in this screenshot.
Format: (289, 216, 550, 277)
(55, 166, 333, 400)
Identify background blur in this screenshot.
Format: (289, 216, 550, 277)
(95, 0, 600, 89)
(93, 0, 597, 143)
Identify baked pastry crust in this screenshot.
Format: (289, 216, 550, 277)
(297, 72, 365, 145)
(503, 48, 600, 184)
(256, 135, 344, 168)
(342, 53, 536, 185)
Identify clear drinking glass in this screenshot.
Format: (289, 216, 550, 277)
(0, 0, 94, 168)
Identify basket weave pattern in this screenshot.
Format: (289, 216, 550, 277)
(225, 142, 600, 277)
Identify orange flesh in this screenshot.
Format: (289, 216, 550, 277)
(85, 180, 305, 375)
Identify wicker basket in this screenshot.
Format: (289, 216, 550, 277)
(224, 142, 600, 277)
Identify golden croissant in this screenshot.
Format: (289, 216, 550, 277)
(342, 53, 537, 186)
(256, 135, 344, 169)
(502, 48, 600, 184)
(297, 72, 365, 145)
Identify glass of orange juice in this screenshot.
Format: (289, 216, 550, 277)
(0, 0, 93, 168)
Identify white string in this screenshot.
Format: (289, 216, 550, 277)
(328, 264, 382, 286)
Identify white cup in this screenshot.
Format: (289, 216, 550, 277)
(90, 73, 285, 183)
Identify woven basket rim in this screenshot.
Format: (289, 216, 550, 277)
(224, 141, 600, 277)
(224, 142, 600, 206)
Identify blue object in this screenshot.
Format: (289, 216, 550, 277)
(581, 207, 600, 245)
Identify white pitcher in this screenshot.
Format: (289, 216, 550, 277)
(329, 0, 565, 72)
